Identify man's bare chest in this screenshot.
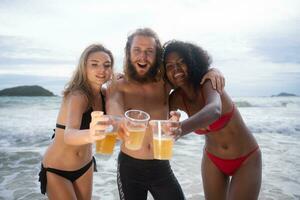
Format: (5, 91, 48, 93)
(124, 90, 166, 108)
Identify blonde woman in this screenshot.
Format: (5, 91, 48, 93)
(39, 44, 114, 199)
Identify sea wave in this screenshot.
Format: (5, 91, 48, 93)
(234, 100, 300, 108)
(233, 97, 300, 108)
(234, 101, 253, 107)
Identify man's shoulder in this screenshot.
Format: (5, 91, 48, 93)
(117, 77, 128, 84)
(116, 78, 130, 88)
(107, 78, 129, 93)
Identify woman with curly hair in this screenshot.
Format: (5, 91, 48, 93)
(163, 40, 262, 200)
(39, 44, 114, 199)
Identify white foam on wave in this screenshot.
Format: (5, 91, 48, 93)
(255, 132, 300, 198)
(233, 96, 300, 108)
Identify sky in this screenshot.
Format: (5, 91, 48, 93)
(0, 0, 299, 96)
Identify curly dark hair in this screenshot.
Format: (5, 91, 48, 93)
(163, 40, 212, 91)
(124, 28, 163, 82)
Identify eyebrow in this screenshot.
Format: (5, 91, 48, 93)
(89, 60, 111, 63)
(166, 58, 183, 63)
(132, 47, 154, 50)
(90, 59, 100, 62)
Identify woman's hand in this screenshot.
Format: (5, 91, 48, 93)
(89, 115, 109, 143)
(168, 111, 182, 140)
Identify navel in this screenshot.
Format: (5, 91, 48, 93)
(221, 144, 228, 150)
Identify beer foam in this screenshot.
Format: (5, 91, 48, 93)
(126, 127, 145, 132)
(105, 125, 113, 133)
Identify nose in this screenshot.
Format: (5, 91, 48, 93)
(174, 64, 180, 72)
(139, 51, 147, 61)
(97, 65, 106, 73)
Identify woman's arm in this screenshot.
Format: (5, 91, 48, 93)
(64, 92, 103, 145)
(180, 80, 222, 136)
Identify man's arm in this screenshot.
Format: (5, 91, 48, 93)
(106, 80, 125, 116)
(200, 68, 225, 94)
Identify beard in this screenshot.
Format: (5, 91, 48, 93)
(127, 61, 158, 83)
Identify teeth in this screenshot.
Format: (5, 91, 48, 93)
(138, 63, 147, 68)
(174, 73, 184, 78)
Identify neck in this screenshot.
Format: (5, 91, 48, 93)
(91, 84, 102, 96)
(180, 84, 197, 100)
(131, 78, 157, 86)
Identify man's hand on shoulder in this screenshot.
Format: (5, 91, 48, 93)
(200, 68, 225, 94)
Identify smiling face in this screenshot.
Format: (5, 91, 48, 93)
(129, 35, 156, 80)
(86, 51, 112, 87)
(165, 51, 189, 88)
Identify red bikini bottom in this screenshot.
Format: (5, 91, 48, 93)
(206, 146, 259, 176)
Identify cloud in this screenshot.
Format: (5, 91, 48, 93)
(250, 19, 300, 64)
(1, 0, 300, 96)
(0, 35, 75, 65)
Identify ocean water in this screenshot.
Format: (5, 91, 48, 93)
(0, 96, 300, 200)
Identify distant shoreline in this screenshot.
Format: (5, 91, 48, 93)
(0, 85, 55, 96)
(271, 92, 298, 97)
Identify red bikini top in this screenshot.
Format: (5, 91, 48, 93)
(180, 90, 235, 135)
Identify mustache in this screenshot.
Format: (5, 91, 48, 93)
(126, 61, 158, 83)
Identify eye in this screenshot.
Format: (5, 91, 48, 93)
(166, 63, 175, 70)
(177, 59, 185, 66)
(91, 63, 98, 67)
(104, 63, 112, 68)
(146, 50, 154, 55)
(133, 49, 141, 54)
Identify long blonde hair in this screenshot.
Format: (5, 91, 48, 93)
(63, 44, 114, 107)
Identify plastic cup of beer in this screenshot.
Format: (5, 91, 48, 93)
(124, 110, 150, 150)
(95, 115, 122, 155)
(90, 111, 106, 138)
(91, 111, 104, 127)
(149, 120, 177, 160)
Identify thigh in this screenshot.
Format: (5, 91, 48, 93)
(228, 149, 262, 200)
(202, 151, 229, 200)
(73, 163, 94, 200)
(46, 171, 77, 200)
(117, 162, 148, 200)
(150, 171, 185, 200)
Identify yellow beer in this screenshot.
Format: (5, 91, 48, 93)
(125, 129, 146, 150)
(153, 137, 174, 160)
(95, 132, 117, 154)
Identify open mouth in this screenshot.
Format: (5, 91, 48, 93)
(96, 75, 105, 79)
(174, 72, 185, 79)
(137, 63, 147, 69)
